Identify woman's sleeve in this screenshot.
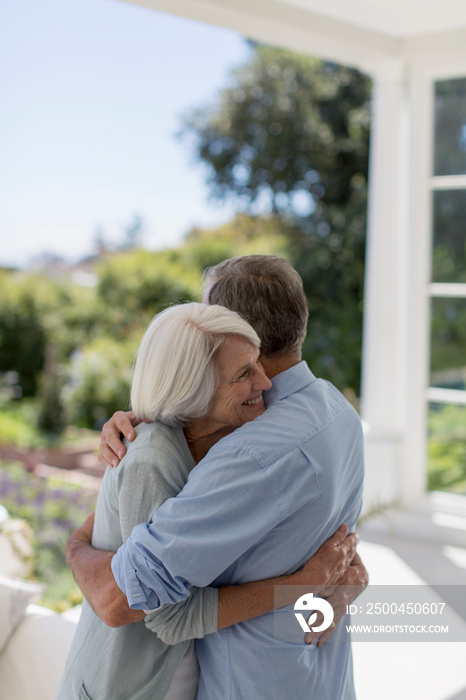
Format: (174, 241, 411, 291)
(116, 447, 219, 644)
(116, 450, 175, 542)
(144, 587, 218, 645)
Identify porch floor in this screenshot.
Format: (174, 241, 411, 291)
(354, 520, 466, 700)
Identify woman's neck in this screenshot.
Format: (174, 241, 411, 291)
(184, 420, 234, 463)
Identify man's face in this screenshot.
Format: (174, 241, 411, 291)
(206, 335, 272, 431)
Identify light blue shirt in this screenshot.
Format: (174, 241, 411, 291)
(112, 362, 364, 699)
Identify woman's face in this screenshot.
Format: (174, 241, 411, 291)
(207, 335, 272, 431)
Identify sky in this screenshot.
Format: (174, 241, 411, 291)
(0, 0, 251, 268)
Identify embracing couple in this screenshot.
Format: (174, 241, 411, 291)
(58, 255, 367, 700)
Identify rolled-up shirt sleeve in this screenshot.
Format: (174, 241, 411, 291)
(111, 440, 316, 609)
(111, 525, 194, 609)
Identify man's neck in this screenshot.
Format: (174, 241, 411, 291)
(260, 353, 301, 380)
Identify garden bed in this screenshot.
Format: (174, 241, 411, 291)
(0, 459, 100, 611)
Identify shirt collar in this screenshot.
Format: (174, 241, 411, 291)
(264, 361, 317, 406)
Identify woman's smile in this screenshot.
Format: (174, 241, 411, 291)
(205, 335, 272, 431)
(242, 395, 264, 406)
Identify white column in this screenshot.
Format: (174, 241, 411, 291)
(361, 60, 411, 511)
(399, 63, 432, 510)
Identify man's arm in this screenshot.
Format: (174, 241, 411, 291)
(110, 436, 330, 611)
(98, 405, 364, 618)
(66, 516, 359, 631)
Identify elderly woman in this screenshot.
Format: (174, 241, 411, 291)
(58, 303, 355, 700)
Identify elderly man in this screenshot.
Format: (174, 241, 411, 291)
(68, 255, 367, 699)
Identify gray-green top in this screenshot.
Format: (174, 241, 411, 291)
(56, 422, 218, 700)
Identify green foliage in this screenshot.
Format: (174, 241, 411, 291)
(428, 404, 466, 493)
(64, 335, 138, 429)
(432, 190, 466, 284)
(96, 248, 200, 337)
(1, 230, 289, 431)
(0, 270, 101, 401)
(0, 460, 97, 610)
(292, 189, 367, 391)
(430, 298, 466, 390)
(0, 272, 48, 396)
(48, 284, 103, 361)
(37, 370, 67, 435)
(180, 213, 290, 271)
(433, 77, 466, 177)
(183, 47, 370, 210)
(0, 400, 44, 449)
(181, 44, 371, 392)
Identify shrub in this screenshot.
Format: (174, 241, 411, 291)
(428, 403, 466, 494)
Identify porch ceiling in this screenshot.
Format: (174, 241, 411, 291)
(119, 0, 466, 71)
(276, 0, 466, 38)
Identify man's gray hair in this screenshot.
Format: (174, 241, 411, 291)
(130, 302, 260, 427)
(203, 255, 308, 358)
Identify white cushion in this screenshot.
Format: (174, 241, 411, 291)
(0, 604, 78, 700)
(0, 515, 34, 579)
(0, 574, 43, 653)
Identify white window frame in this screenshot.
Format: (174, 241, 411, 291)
(407, 54, 466, 537)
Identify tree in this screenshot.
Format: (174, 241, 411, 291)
(428, 403, 466, 493)
(64, 335, 137, 429)
(37, 345, 66, 435)
(96, 248, 200, 339)
(0, 271, 48, 397)
(180, 213, 290, 272)
(181, 44, 371, 394)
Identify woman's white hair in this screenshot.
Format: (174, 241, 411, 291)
(130, 302, 260, 427)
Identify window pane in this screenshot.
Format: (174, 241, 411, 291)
(431, 189, 466, 283)
(428, 402, 466, 494)
(430, 298, 466, 389)
(434, 78, 466, 176)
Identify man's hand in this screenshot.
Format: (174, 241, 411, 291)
(66, 513, 145, 627)
(98, 411, 143, 467)
(305, 552, 368, 646)
(297, 525, 358, 591)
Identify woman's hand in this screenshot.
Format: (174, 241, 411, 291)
(292, 526, 367, 647)
(298, 524, 358, 589)
(217, 526, 360, 632)
(97, 411, 143, 467)
(304, 552, 369, 646)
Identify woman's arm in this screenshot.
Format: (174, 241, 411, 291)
(89, 414, 366, 641)
(147, 523, 357, 644)
(67, 516, 358, 639)
(218, 524, 357, 629)
(76, 424, 360, 641)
